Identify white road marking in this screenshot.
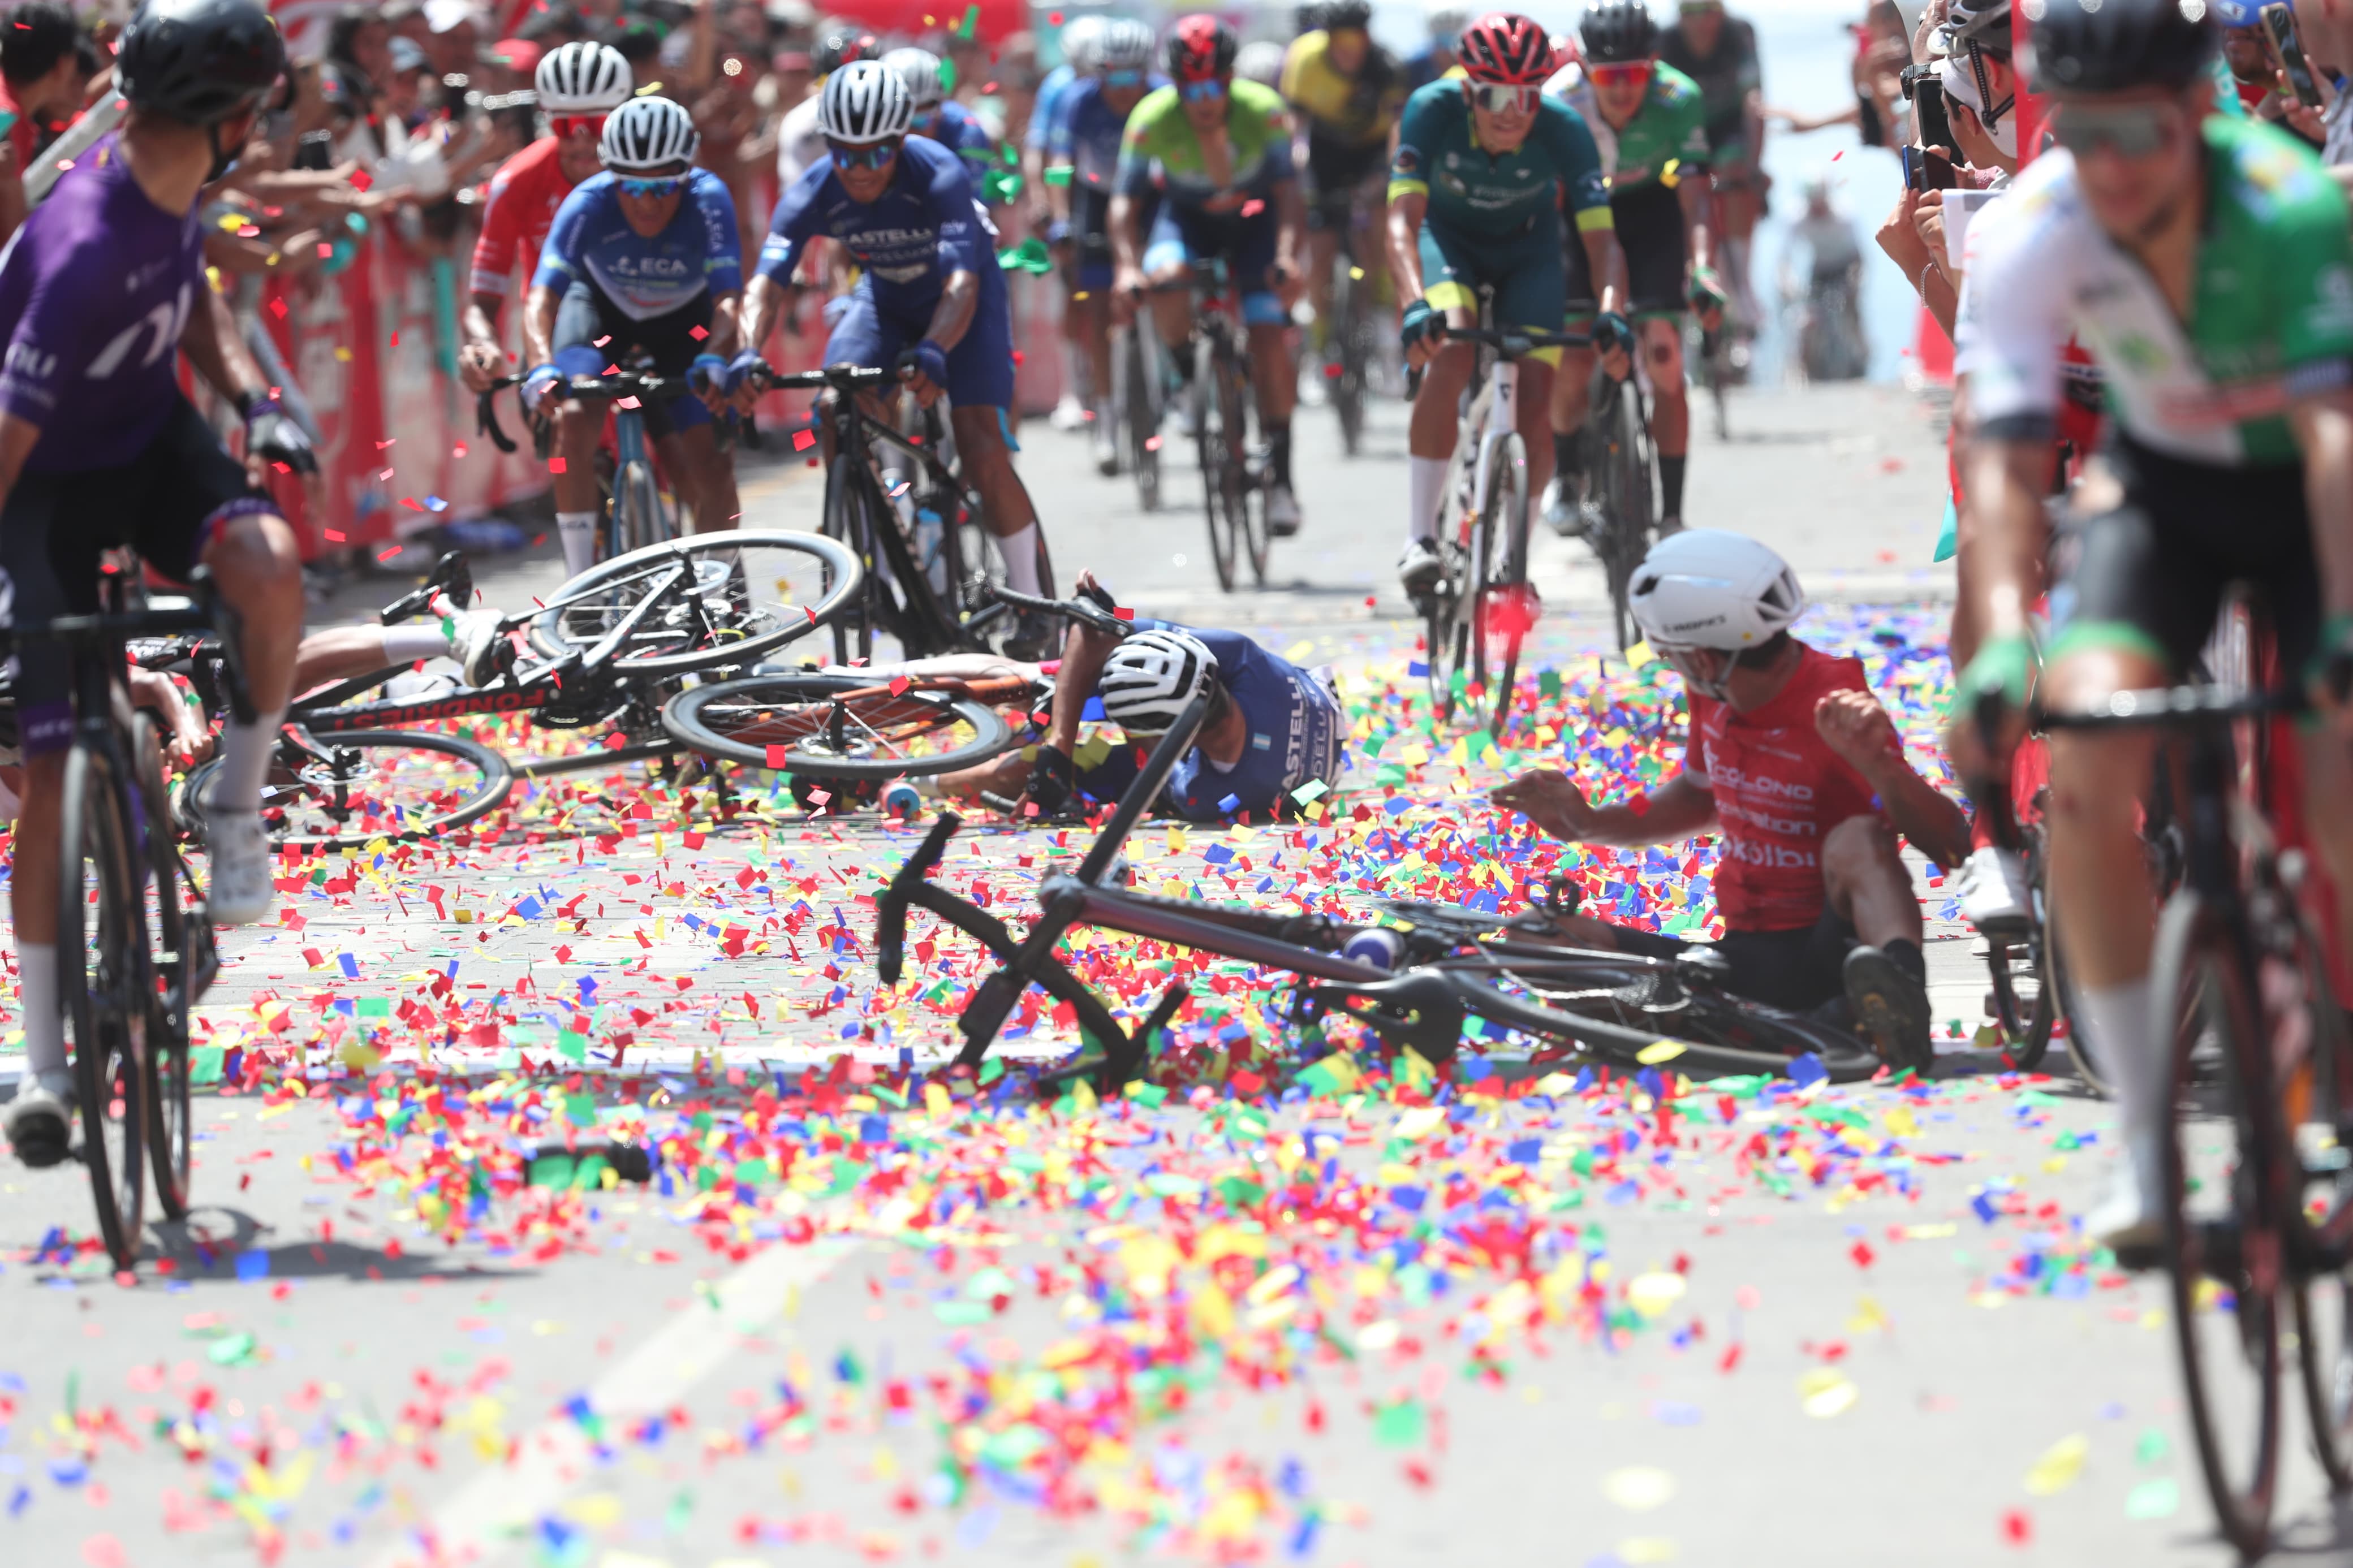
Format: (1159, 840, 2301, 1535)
(367, 1237, 857, 1567)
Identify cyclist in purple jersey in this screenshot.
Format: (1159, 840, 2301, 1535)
(0, 0, 312, 1163)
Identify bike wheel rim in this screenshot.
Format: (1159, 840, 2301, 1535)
(66, 748, 144, 1268)
(531, 533, 861, 674)
(248, 732, 510, 849)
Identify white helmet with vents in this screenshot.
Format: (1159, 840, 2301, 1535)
(1097, 629, 1218, 733)
(881, 46, 945, 109)
(1628, 529, 1807, 651)
(536, 40, 632, 113)
(1095, 19, 1156, 71)
(817, 58, 913, 144)
(598, 94, 699, 170)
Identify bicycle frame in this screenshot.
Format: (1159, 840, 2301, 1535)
(1459, 348, 1518, 535)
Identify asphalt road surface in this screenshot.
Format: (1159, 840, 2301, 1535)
(1, 378, 2332, 1568)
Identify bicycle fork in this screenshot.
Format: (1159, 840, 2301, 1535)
(1462, 357, 1519, 538)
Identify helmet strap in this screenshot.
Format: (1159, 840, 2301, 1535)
(205, 119, 239, 184)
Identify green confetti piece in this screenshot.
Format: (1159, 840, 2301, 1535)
(2124, 1478, 2179, 1520)
(206, 1332, 258, 1367)
(558, 1030, 588, 1062)
(934, 1299, 991, 1325)
(1124, 1082, 1167, 1107)
(189, 1046, 226, 1086)
(1044, 165, 1074, 185)
(1373, 1396, 1426, 1448)
(981, 1423, 1049, 1466)
(357, 997, 391, 1017)
(2135, 1427, 2170, 1465)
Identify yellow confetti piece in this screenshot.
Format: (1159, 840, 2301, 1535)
(1799, 1368, 1858, 1418)
(2025, 1433, 2089, 1496)
(1627, 1271, 1686, 1319)
(1618, 1539, 1678, 1564)
(1357, 1319, 1401, 1351)
(1603, 1467, 1675, 1511)
(1626, 639, 1656, 669)
(1244, 1264, 1300, 1306)
(1636, 1040, 1686, 1065)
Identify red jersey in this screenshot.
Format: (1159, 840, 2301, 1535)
(0, 81, 45, 175)
(468, 137, 579, 299)
(1682, 644, 1885, 932)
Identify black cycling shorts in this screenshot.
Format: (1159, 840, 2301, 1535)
(1563, 179, 1690, 319)
(2052, 435, 2319, 679)
(1304, 133, 1387, 231)
(1606, 902, 1859, 1014)
(550, 278, 717, 437)
(0, 398, 273, 753)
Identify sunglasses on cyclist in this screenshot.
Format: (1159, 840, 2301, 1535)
(1178, 77, 1228, 103)
(828, 137, 900, 169)
(1588, 62, 1654, 89)
(2049, 101, 2184, 160)
(1466, 82, 1541, 115)
(618, 174, 685, 197)
(552, 113, 607, 140)
(1103, 67, 1145, 88)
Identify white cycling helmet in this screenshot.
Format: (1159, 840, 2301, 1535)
(882, 46, 946, 110)
(1096, 18, 1156, 72)
(818, 58, 914, 144)
(1098, 629, 1218, 733)
(1628, 529, 1807, 651)
(536, 40, 632, 113)
(1235, 39, 1286, 86)
(1427, 1, 1473, 46)
(1061, 14, 1107, 72)
(600, 94, 699, 171)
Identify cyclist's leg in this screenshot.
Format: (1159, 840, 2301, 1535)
(1620, 183, 1692, 527)
(549, 279, 638, 572)
(1401, 221, 1481, 586)
(1491, 220, 1567, 505)
(1141, 205, 1199, 372)
(1074, 188, 1119, 466)
(1230, 208, 1299, 525)
(1303, 138, 1342, 342)
(944, 265, 1049, 601)
(1549, 215, 1602, 532)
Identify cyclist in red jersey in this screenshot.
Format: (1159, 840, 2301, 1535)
(457, 41, 632, 400)
(1494, 532, 1971, 1073)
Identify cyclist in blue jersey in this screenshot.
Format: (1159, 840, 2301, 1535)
(734, 61, 1054, 650)
(0, 0, 312, 1160)
(520, 95, 745, 577)
(887, 47, 997, 184)
(1045, 19, 1163, 473)
(1029, 15, 1105, 430)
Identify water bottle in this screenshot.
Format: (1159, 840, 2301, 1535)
(915, 509, 947, 595)
(1341, 927, 1404, 971)
(882, 781, 923, 820)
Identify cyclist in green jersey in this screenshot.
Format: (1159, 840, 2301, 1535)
(1545, 1, 1721, 538)
(1951, 0, 2353, 1251)
(1111, 15, 1309, 534)
(1661, 0, 1765, 328)
(1387, 10, 1625, 600)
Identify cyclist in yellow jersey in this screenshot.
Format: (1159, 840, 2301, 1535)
(1282, 1, 1408, 352)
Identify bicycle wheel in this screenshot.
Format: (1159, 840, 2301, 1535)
(662, 674, 1012, 778)
(2152, 889, 2284, 1559)
(1984, 930, 2055, 1071)
(1593, 378, 1653, 652)
(1121, 329, 1161, 512)
(130, 713, 194, 1221)
(1472, 431, 1531, 738)
(62, 742, 146, 1271)
(1333, 262, 1368, 457)
(529, 530, 863, 676)
(1221, 348, 1269, 588)
(1196, 342, 1240, 592)
(611, 459, 666, 558)
(183, 729, 512, 850)
(1424, 455, 1473, 727)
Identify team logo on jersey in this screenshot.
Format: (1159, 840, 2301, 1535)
(1393, 145, 1420, 176)
(2307, 264, 2353, 336)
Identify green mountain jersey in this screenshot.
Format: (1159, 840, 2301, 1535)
(1115, 80, 1295, 214)
(1959, 116, 2353, 467)
(1604, 62, 1712, 189)
(1387, 79, 1613, 240)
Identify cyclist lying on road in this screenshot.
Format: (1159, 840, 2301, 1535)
(936, 569, 1346, 823)
(1493, 531, 1971, 1072)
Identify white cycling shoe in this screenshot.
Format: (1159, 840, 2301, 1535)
(1264, 485, 1302, 537)
(1089, 408, 1119, 476)
(1398, 538, 1442, 600)
(452, 610, 511, 688)
(1540, 476, 1584, 538)
(2085, 1139, 2167, 1262)
(205, 808, 277, 926)
(5, 1068, 77, 1168)
(1050, 394, 1088, 433)
(1956, 844, 2031, 930)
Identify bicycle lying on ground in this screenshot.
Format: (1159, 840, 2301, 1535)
(877, 684, 1880, 1092)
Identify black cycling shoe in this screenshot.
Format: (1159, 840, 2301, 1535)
(1842, 944, 1935, 1076)
(999, 608, 1060, 663)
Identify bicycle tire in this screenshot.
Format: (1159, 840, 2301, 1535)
(1595, 377, 1653, 652)
(1122, 329, 1161, 512)
(614, 459, 665, 558)
(183, 729, 513, 850)
(661, 673, 1012, 778)
(529, 529, 863, 676)
(130, 712, 194, 1221)
(1475, 431, 1531, 738)
(1196, 340, 1240, 593)
(63, 741, 146, 1272)
(1223, 349, 1269, 588)
(1334, 261, 1367, 457)
(2152, 888, 2283, 1560)
(1984, 931, 2055, 1071)
(1425, 447, 1475, 727)
(2268, 895, 2353, 1492)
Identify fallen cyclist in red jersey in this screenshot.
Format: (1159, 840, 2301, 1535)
(1493, 530, 1972, 1073)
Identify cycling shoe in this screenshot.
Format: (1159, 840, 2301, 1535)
(1843, 943, 1934, 1076)
(5, 1068, 76, 1168)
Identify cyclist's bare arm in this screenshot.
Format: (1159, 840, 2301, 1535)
(1494, 768, 1718, 847)
(1814, 687, 1972, 869)
(2290, 388, 2353, 710)
(1677, 170, 1717, 274)
(918, 269, 979, 353)
(459, 288, 506, 390)
(735, 273, 798, 361)
(1580, 227, 1628, 318)
(1273, 176, 1308, 290)
(522, 283, 562, 373)
(1384, 188, 1428, 299)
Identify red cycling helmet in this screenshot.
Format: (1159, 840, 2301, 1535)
(1166, 14, 1239, 82)
(1457, 11, 1556, 85)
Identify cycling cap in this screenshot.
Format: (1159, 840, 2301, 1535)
(1236, 39, 1287, 84)
(883, 46, 945, 110)
(536, 40, 631, 111)
(1459, 12, 1555, 84)
(1427, 2, 1473, 45)
(1579, 0, 1661, 63)
(817, 58, 913, 143)
(1324, 0, 1376, 31)
(1628, 529, 1806, 651)
(813, 28, 878, 75)
(1098, 629, 1219, 733)
(2210, 0, 2262, 25)
(118, 0, 287, 127)
(2023, 0, 2216, 94)
(1166, 14, 1239, 82)
(1061, 14, 1107, 72)
(1096, 18, 1156, 72)
(599, 93, 698, 170)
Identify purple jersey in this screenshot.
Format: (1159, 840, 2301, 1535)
(0, 135, 205, 474)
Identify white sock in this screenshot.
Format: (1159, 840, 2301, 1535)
(998, 523, 1042, 595)
(2076, 977, 2163, 1168)
(213, 705, 287, 815)
(557, 511, 599, 578)
(1062, 342, 1089, 405)
(381, 625, 450, 663)
(1408, 455, 1447, 545)
(18, 942, 61, 1077)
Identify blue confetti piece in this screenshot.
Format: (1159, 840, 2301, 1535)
(1506, 1138, 1542, 1164)
(338, 952, 360, 979)
(1217, 793, 1242, 814)
(859, 1115, 888, 1144)
(1081, 696, 1106, 721)
(1972, 1191, 2001, 1225)
(1786, 1053, 1829, 1090)
(1388, 1186, 1427, 1212)
(46, 1458, 85, 1487)
(235, 1250, 270, 1282)
(424, 495, 449, 512)
(515, 897, 544, 920)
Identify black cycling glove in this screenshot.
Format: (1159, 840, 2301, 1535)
(1027, 745, 1075, 814)
(238, 390, 318, 477)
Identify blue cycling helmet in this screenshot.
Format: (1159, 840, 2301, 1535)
(2212, 0, 2267, 25)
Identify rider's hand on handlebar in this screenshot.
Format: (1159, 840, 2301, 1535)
(1941, 632, 2039, 783)
(1400, 297, 1442, 370)
(519, 362, 563, 417)
(725, 348, 772, 416)
(1595, 310, 1636, 380)
(1271, 254, 1305, 312)
(238, 391, 318, 481)
(1492, 768, 1601, 843)
(1111, 264, 1148, 327)
(689, 353, 732, 414)
(895, 339, 949, 407)
(456, 338, 503, 394)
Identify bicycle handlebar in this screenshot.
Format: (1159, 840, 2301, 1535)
(377, 549, 475, 628)
(0, 566, 256, 725)
(473, 368, 713, 456)
(1404, 322, 1597, 398)
(2033, 683, 2306, 731)
(981, 583, 1132, 641)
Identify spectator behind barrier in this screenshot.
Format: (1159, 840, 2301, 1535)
(0, 3, 101, 241)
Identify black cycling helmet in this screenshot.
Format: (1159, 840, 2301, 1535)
(118, 0, 286, 126)
(1324, 0, 1375, 31)
(2024, 0, 2215, 94)
(1579, 0, 1660, 63)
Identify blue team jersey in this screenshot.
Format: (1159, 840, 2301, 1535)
(757, 135, 993, 305)
(1137, 620, 1345, 823)
(535, 169, 743, 321)
(925, 99, 995, 175)
(1048, 75, 1166, 191)
(1027, 63, 1077, 152)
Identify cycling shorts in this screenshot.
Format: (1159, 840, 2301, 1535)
(825, 270, 1018, 410)
(2050, 436, 2319, 679)
(1563, 180, 1689, 320)
(1070, 186, 1115, 291)
(1304, 133, 1387, 232)
(0, 399, 274, 754)
(1607, 902, 1859, 1014)
(550, 278, 716, 437)
(1143, 204, 1287, 327)
(1417, 212, 1565, 365)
